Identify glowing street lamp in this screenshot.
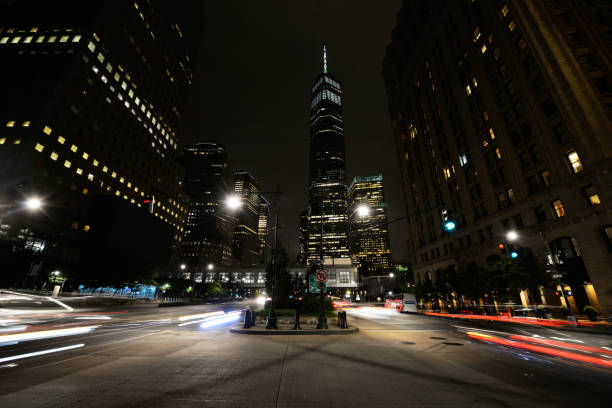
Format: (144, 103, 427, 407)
(180, 264, 186, 270)
(388, 272, 394, 278)
(207, 263, 214, 271)
(357, 205, 370, 217)
(25, 197, 43, 211)
(506, 230, 518, 241)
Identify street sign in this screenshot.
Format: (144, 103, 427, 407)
(309, 274, 326, 293)
(315, 269, 328, 282)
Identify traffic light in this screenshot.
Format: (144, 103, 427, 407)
(498, 243, 507, 255)
(442, 209, 456, 232)
(508, 244, 519, 259)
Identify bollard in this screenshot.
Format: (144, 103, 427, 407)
(243, 310, 252, 328)
(293, 309, 301, 330)
(340, 311, 348, 328)
(337, 311, 342, 326)
(250, 310, 256, 326)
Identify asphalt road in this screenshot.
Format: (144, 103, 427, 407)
(1, 293, 611, 407)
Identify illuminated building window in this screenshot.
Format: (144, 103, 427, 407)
(508, 20, 516, 32)
(0, 37, 8, 44)
(97, 53, 104, 63)
(482, 111, 489, 121)
(507, 188, 515, 201)
(13, 139, 21, 145)
(465, 84, 472, 96)
(83, 225, 90, 232)
(34, 143, 44, 152)
(472, 77, 478, 87)
(459, 154, 467, 166)
(111, 171, 117, 178)
(82, 188, 88, 195)
(489, 128, 495, 139)
(24, 36, 33, 43)
(119, 177, 125, 183)
(57, 136, 65, 144)
(82, 152, 89, 160)
(473, 27, 481, 42)
(481, 44, 487, 54)
(30, 27, 38, 33)
(552, 199, 565, 218)
(63, 160, 71, 168)
(127, 181, 132, 188)
(501, 4, 509, 17)
(11, 36, 21, 44)
(72, 35, 81, 42)
(76, 168, 83, 175)
(87, 174, 94, 181)
(22, 121, 30, 127)
(71, 221, 79, 229)
(60, 35, 69, 42)
(6, 121, 15, 127)
(115, 190, 120, 196)
(0, 138, 5, 144)
(50, 151, 59, 161)
(48, 36, 57, 42)
(92, 159, 99, 166)
(495, 148, 502, 159)
(114, 73, 120, 82)
(36, 36, 44, 43)
(43, 126, 52, 135)
(106, 63, 113, 73)
(443, 168, 451, 180)
(103, 166, 108, 173)
(567, 150, 583, 173)
(87, 41, 95, 52)
(70, 144, 78, 152)
(585, 185, 600, 205)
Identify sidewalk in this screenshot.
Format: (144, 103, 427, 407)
(231, 323, 359, 335)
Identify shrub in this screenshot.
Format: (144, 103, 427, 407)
(583, 305, 599, 321)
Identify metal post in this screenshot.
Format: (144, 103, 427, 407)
(266, 186, 280, 330)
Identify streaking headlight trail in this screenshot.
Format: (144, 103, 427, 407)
(0, 343, 85, 363)
(0, 326, 98, 345)
(199, 311, 242, 329)
(178, 311, 225, 322)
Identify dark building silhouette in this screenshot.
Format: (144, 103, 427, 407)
(180, 142, 235, 273)
(232, 171, 262, 266)
(348, 175, 392, 276)
(0, 0, 203, 286)
(383, 0, 612, 312)
(305, 46, 350, 264)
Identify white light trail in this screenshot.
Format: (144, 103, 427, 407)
(0, 325, 27, 334)
(199, 312, 242, 329)
(0, 343, 85, 363)
(0, 326, 98, 345)
(178, 311, 224, 322)
(45, 297, 73, 311)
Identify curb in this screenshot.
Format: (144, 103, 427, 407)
(230, 326, 359, 335)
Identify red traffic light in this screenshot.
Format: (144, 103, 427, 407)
(143, 199, 151, 204)
(498, 243, 505, 250)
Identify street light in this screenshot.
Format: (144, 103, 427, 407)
(207, 263, 214, 271)
(25, 197, 43, 211)
(357, 205, 370, 217)
(389, 272, 394, 278)
(506, 230, 518, 241)
(180, 264, 186, 270)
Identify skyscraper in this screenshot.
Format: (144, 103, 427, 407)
(181, 142, 235, 270)
(257, 196, 271, 261)
(305, 46, 350, 264)
(348, 175, 392, 276)
(0, 1, 203, 284)
(233, 171, 262, 265)
(383, 0, 612, 312)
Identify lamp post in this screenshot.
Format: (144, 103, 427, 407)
(539, 231, 575, 322)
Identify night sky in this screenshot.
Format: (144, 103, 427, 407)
(182, 0, 407, 261)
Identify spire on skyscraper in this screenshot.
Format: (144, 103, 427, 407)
(323, 45, 328, 73)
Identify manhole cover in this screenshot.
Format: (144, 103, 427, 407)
(442, 342, 464, 346)
(430, 337, 447, 340)
(399, 341, 415, 345)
